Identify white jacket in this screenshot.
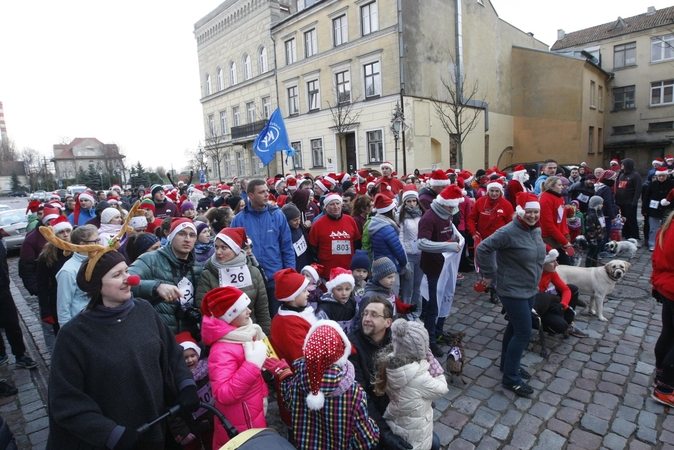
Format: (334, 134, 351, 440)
(383, 359, 448, 450)
(398, 216, 421, 255)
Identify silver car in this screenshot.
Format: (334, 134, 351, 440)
(0, 210, 29, 251)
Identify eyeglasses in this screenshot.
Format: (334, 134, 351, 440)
(361, 311, 386, 320)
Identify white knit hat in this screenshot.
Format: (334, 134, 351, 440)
(544, 249, 559, 264)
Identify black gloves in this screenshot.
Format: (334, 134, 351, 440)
(177, 385, 200, 419)
(115, 427, 141, 450)
(381, 429, 413, 450)
(653, 290, 662, 304)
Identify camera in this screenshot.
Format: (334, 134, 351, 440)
(176, 303, 202, 324)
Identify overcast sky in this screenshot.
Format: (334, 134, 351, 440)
(0, 0, 668, 174)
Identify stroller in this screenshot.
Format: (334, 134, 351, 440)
(137, 402, 295, 450)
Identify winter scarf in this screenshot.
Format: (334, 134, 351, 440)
(329, 360, 356, 398)
(430, 201, 452, 220)
(218, 320, 266, 344)
(209, 251, 247, 270)
(403, 205, 423, 219)
(192, 359, 209, 382)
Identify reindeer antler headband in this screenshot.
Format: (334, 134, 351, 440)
(39, 200, 144, 281)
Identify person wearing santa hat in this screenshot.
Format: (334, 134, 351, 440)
(309, 192, 361, 280)
(200, 286, 269, 447)
(19, 205, 63, 297)
(419, 169, 451, 210)
(368, 193, 408, 292)
(149, 184, 181, 220)
(129, 218, 204, 336)
(315, 267, 358, 334)
(643, 167, 674, 251)
(376, 161, 403, 195)
(270, 320, 379, 449)
(615, 158, 643, 241)
(67, 191, 97, 227)
(196, 227, 271, 335)
(665, 154, 674, 172)
(476, 192, 545, 397)
(418, 185, 465, 357)
(539, 176, 575, 265)
(507, 164, 529, 210)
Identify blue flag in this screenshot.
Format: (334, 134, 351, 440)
(253, 108, 291, 166)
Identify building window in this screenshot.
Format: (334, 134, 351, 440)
(612, 125, 635, 135)
(207, 114, 215, 135)
(246, 102, 256, 123)
(304, 29, 317, 58)
(287, 86, 299, 115)
(285, 39, 297, 65)
(588, 126, 594, 154)
(336, 70, 351, 104)
(333, 15, 348, 46)
(311, 139, 324, 167)
(205, 74, 211, 96)
(364, 61, 381, 98)
(233, 107, 241, 126)
(217, 68, 224, 91)
(262, 97, 271, 120)
(590, 81, 595, 108)
(229, 62, 238, 85)
(290, 141, 303, 169)
(307, 80, 320, 111)
(598, 128, 603, 153)
(259, 46, 268, 73)
(612, 86, 635, 111)
(367, 130, 383, 163)
(613, 42, 636, 69)
(649, 121, 674, 131)
(651, 80, 674, 106)
(236, 151, 245, 176)
(220, 111, 228, 136)
(651, 34, 674, 62)
(361, 2, 379, 36)
(224, 152, 232, 178)
(598, 86, 603, 111)
(243, 54, 252, 80)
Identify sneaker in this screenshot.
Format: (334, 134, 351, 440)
(649, 247, 655, 252)
(0, 381, 18, 398)
(16, 355, 37, 369)
(502, 381, 534, 397)
(652, 389, 674, 407)
(456, 273, 465, 281)
(0, 354, 7, 366)
(430, 343, 444, 358)
(567, 325, 589, 338)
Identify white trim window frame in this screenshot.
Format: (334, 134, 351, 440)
(307, 79, 320, 111)
(236, 150, 245, 176)
(333, 14, 348, 47)
(246, 102, 256, 123)
(205, 74, 212, 96)
(360, 1, 379, 36)
(262, 97, 272, 120)
(335, 70, 351, 104)
(224, 152, 232, 178)
(651, 80, 674, 106)
(243, 54, 252, 80)
(287, 85, 299, 116)
(233, 106, 241, 127)
(311, 138, 324, 168)
(259, 46, 268, 73)
(290, 141, 303, 169)
(230, 62, 238, 85)
(651, 34, 674, 63)
(220, 111, 228, 136)
(304, 28, 318, 58)
(217, 68, 224, 91)
(366, 128, 384, 163)
(285, 38, 297, 65)
(363, 60, 381, 99)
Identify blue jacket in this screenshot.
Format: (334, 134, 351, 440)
(67, 208, 97, 227)
(368, 215, 407, 271)
(230, 204, 295, 277)
(55, 252, 90, 325)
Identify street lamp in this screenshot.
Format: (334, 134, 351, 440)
(389, 101, 406, 174)
(197, 144, 207, 183)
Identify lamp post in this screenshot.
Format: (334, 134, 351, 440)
(390, 101, 406, 174)
(197, 143, 207, 183)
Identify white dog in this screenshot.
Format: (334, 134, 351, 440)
(606, 239, 638, 258)
(556, 260, 631, 322)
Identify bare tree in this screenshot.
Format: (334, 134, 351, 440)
(0, 136, 17, 162)
(327, 89, 361, 172)
(204, 120, 227, 182)
(432, 54, 486, 169)
(20, 147, 41, 190)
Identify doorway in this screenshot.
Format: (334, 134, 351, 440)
(345, 132, 357, 172)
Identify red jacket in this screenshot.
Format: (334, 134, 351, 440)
(466, 195, 513, 239)
(376, 176, 404, 194)
(539, 191, 569, 247)
(652, 226, 674, 301)
(538, 270, 571, 308)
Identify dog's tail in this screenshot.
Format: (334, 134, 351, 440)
(627, 238, 638, 246)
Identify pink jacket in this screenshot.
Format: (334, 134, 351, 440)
(202, 316, 268, 448)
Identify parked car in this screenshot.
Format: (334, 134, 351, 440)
(7, 190, 27, 197)
(56, 189, 67, 201)
(0, 205, 11, 212)
(30, 190, 47, 202)
(0, 210, 29, 251)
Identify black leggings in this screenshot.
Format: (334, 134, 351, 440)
(538, 284, 580, 334)
(655, 295, 674, 388)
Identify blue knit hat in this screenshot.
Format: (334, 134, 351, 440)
(371, 257, 396, 281)
(350, 250, 370, 272)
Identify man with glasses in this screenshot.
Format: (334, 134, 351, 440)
(534, 159, 558, 195)
(349, 297, 412, 450)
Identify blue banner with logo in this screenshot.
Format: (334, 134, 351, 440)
(253, 108, 291, 166)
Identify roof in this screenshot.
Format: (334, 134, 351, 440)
(52, 137, 124, 160)
(551, 6, 674, 50)
(0, 161, 27, 177)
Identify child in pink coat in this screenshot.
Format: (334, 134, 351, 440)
(201, 286, 269, 448)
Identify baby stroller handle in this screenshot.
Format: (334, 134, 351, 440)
(135, 402, 239, 439)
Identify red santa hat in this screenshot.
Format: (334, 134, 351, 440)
(286, 177, 298, 191)
(401, 184, 419, 203)
(274, 268, 310, 302)
(356, 169, 369, 181)
(512, 164, 527, 176)
(323, 192, 342, 207)
(26, 201, 42, 214)
(201, 286, 251, 322)
(372, 192, 394, 214)
(301, 263, 324, 284)
(78, 191, 96, 204)
(380, 161, 394, 171)
(314, 179, 333, 193)
(486, 180, 504, 192)
(42, 205, 60, 223)
(610, 159, 620, 167)
(325, 267, 355, 292)
(303, 320, 352, 410)
(49, 192, 60, 201)
(428, 169, 451, 187)
(167, 218, 197, 243)
(215, 227, 247, 254)
(435, 185, 465, 207)
(544, 249, 559, 264)
(165, 190, 178, 202)
(50, 216, 72, 234)
(275, 178, 286, 191)
(339, 172, 351, 184)
(579, 161, 588, 167)
(324, 173, 338, 186)
(516, 192, 541, 217)
(111, 184, 122, 193)
(656, 166, 669, 175)
(661, 188, 674, 207)
(653, 157, 664, 166)
(667, 155, 674, 162)
(175, 331, 201, 357)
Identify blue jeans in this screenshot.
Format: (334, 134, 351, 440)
(499, 294, 535, 385)
(424, 276, 440, 344)
(400, 253, 423, 318)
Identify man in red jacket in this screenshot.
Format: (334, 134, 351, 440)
(467, 181, 514, 241)
(376, 162, 403, 194)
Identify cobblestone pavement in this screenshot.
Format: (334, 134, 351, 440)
(1, 246, 673, 449)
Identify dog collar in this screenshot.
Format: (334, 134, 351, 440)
(605, 265, 621, 281)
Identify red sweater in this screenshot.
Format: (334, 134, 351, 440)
(466, 195, 513, 239)
(539, 191, 569, 246)
(652, 226, 674, 301)
(309, 214, 361, 279)
(538, 270, 571, 308)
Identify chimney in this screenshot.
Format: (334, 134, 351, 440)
(557, 29, 566, 40)
(647, 6, 656, 15)
(0, 101, 7, 142)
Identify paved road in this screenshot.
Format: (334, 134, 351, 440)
(0, 228, 672, 448)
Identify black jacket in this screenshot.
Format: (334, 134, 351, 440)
(616, 158, 643, 206)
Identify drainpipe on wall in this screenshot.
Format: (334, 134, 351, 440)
(397, 0, 408, 174)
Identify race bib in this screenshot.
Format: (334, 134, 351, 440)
(650, 200, 660, 209)
(337, 320, 352, 335)
(577, 194, 589, 203)
(619, 181, 627, 189)
(177, 277, 194, 306)
(332, 240, 351, 255)
(598, 216, 606, 227)
(218, 265, 253, 289)
(293, 235, 308, 257)
(192, 383, 214, 419)
(557, 205, 565, 223)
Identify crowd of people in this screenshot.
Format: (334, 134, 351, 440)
(1, 155, 673, 449)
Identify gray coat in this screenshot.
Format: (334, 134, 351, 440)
(476, 218, 545, 299)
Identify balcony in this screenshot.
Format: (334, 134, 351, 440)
(231, 120, 267, 142)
